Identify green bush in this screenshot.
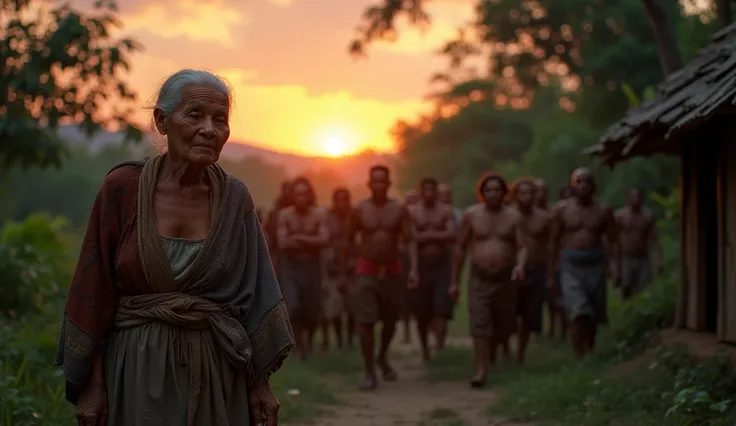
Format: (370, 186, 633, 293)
(0, 214, 73, 317)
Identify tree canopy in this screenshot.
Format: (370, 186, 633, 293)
(1, 0, 142, 170)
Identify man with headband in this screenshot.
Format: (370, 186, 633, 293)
(548, 168, 619, 358)
(450, 171, 527, 388)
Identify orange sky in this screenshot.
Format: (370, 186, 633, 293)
(71, 0, 474, 157)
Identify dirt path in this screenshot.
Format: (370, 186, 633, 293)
(286, 339, 531, 426)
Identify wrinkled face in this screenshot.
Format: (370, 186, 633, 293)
(482, 178, 506, 207)
(573, 171, 595, 198)
(405, 190, 420, 205)
(421, 182, 438, 203)
(156, 84, 230, 167)
(516, 182, 536, 208)
(292, 181, 311, 209)
(438, 185, 452, 204)
(628, 189, 643, 208)
(334, 191, 351, 210)
(369, 169, 391, 196)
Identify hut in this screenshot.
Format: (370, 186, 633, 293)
(585, 23, 736, 343)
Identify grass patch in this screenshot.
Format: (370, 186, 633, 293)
(271, 357, 342, 423)
(419, 407, 468, 426)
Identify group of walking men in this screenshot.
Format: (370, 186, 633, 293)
(258, 165, 662, 391)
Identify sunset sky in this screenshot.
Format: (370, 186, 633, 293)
(72, 0, 474, 157)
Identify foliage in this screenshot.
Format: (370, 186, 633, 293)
(0, 0, 143, 171)
(0, 214, 73, 317)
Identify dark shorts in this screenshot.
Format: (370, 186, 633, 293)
(349, 274, 403, 325)
(518, 262, 546, 333)
(621, 255, 652, 295)
(280, 255, 323, 328)
(468, 266, 517, 339)
(412, 256, 454, 323)
(560, 249, 607, 324)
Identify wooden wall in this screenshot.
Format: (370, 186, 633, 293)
(718, 139, 736, 343)
(676, 139, 719, 334)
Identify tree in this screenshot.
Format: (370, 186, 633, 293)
(0, 0, 143, 171)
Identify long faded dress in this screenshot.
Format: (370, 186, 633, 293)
(56, 155, 294, 426)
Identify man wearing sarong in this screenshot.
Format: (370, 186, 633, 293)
(399, 189, 421, 344)
(547, 185, 573, 339)
(322, 187, 357, 350)
(267, 180, 293, 277)
(615, 188, 663, 300)
(343, 165, 418, 391)
(450, 171, 526, 388)
(408, 178, 456, 363)
(55, 69, 294, 426)
(548, 168, 619, 358)
(534, 178, 549, 211)
(439, 183, 463, 225)
(511, 177, 550, 365)
(278, 176, 330, 360)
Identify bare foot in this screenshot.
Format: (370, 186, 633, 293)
(359, 374, 378, 391)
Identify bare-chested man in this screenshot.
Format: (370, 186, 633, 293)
(278, 177, 330, 360)
(615, 188, 663, 300)
(322, 187, 357, 350)
(548, 168, 619, 358)
(439, 183, 463, 225)
(511, 178, 551, 365)
(400, 189, 421, 344)
(534, 178, 549, 210)
(343, 165, 418, 390)
(408, 178, 456, 362)
(451, 172, 526, 388)
(548, 185, 573, 339)
(267, 180, 293, 275)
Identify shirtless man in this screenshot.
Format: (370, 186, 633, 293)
(615, 188, 663, 300)
(535, 178, 549, 210)
(548, 185, 573, 339)
(548, 168, 619, 358)
(408, 178, 456, 362)
(267, 180, 293, 276)
(277, 177, 330, 360)
(400, 189, 421, 344)
(511, 178, 551, 365)
(451, 172, 526, 388)
(322, 187, 357, 350)
(439, 183, 463, 225)
(343, 165, 418, 390)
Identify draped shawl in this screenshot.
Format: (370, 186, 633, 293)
(55, 154, 294, 414)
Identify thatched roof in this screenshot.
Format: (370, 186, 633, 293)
(586, 23, 736, 165)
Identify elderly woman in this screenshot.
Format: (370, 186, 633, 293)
(55, 69, 294, 426)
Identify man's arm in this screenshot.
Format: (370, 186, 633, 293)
(452, 209, 473, 287)
(605, 205, 621, 282)
(276, 210, 298, 249)
(514, 214, 528, 270)
(547, 203, 562, 284)
(401, 205, 418, 277)
(340, 207, 359, 277)
(294, 209, 331, 248)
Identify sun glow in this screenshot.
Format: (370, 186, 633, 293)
(323, 136, 347, 157)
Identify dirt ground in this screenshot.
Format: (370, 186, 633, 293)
(286, 338, 531, 426)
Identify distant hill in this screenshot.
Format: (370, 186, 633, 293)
(58, 125, 396, 186)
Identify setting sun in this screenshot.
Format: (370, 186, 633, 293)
(323, 136, 347, 157)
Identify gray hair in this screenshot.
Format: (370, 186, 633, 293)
(154, 69, 232, 115)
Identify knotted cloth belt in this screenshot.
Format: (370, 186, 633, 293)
(115, 292, 251, 426)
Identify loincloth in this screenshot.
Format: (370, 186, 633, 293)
(412, 255, 454, 323)
(518, 262, 546, 333)
(280, 254, 323, 327)
(559, 248, 607, 324)
(467, 265, 517, 339)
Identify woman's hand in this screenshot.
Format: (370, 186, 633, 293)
(76, 382, 108, 426)
(249, 381, 280, 426)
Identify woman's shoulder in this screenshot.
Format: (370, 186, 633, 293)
(102, 159, 146, 192)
